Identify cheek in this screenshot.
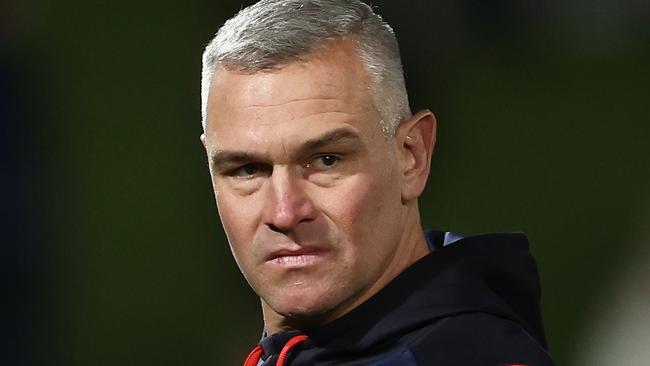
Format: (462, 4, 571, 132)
(329, 170, 402, 255)
(215, 191, 260, 257)
(320, 174, 384, 241)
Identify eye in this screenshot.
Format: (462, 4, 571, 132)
(230, 163, 266, 178)
(309, 154, 340, 170)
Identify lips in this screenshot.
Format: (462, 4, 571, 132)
(266, 246, 326, 266)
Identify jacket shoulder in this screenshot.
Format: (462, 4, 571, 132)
(409, 313, 555, 366)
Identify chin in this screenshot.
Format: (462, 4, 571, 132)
(273, 292, 339, 323)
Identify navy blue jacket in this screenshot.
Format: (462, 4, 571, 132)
(251, 231, 555, 365)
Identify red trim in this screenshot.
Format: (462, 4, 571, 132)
(277, 335, 308, 366)
(242, 345, 264, 366)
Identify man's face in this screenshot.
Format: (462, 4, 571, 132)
(203, 41, 408, 325)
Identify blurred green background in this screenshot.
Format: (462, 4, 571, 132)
(4, 0, 649, 365)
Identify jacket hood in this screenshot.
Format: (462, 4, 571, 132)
(258, 230, 548, 363)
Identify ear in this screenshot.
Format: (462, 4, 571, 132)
(395, 110, 437, 202)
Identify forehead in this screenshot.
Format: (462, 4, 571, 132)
(204, 40, 380, 149)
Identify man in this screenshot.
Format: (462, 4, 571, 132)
(200, 0, 554, 365)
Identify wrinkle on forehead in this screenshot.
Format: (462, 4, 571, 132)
(207, 83, 369, 131)
(247, 97, 342, 109)
(242, 112, 363, 129)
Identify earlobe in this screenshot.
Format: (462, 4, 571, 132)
(397, 110, 437, 202)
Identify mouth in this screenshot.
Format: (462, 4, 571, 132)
(266, 247, 327, 267)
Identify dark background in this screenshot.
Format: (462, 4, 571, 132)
(4, 0, 649, 365)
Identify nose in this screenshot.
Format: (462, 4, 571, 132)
(263, 167, 316, 234)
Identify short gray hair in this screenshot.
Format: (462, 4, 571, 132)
(201, 0, 411, 135)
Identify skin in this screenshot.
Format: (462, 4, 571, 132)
(202, 39, 437, 335)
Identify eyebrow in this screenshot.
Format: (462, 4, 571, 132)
(210, 127, 362, 169)
(297, 127, 361, 155)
